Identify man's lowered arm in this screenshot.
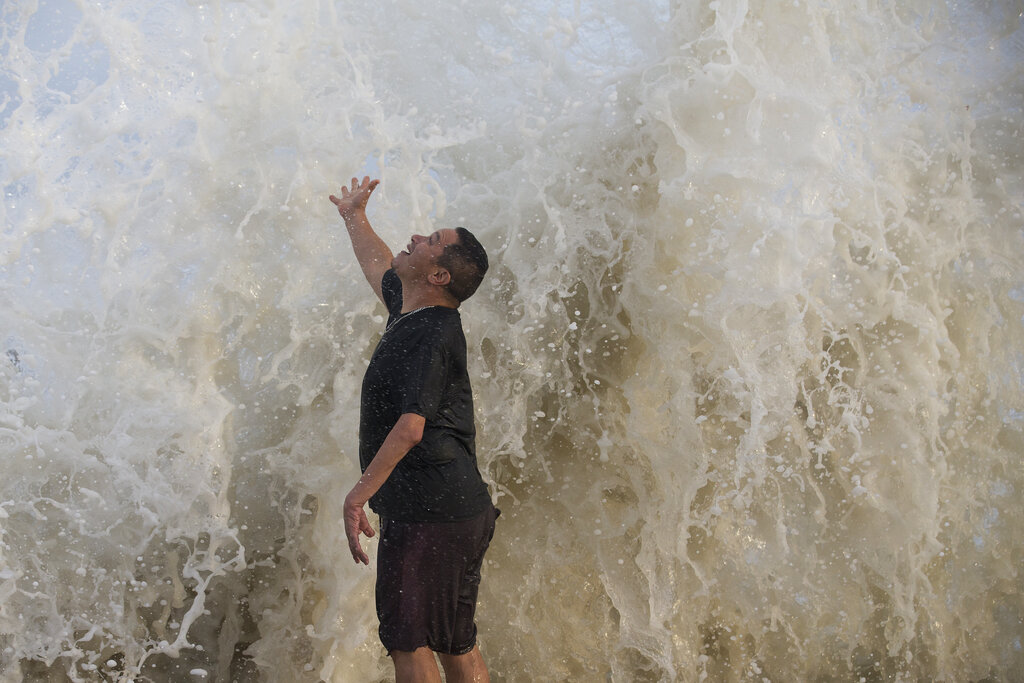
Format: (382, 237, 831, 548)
(342, 413, 425, 564)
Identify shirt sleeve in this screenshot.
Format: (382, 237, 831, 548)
(399, 330, 449, 421)
(381, 269, 403, 317)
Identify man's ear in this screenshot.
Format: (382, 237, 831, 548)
(428, 268, 451, 287)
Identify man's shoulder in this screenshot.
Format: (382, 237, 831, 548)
(401, 310, 466, 362)
(416, 307, 464, 341)
(384, 307, 462, 346)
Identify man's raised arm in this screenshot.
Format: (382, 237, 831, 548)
(330, 176, 392, 304)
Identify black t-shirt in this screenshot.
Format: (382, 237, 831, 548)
(358, 269, 492, 522)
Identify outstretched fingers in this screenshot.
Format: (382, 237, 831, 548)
(330, 176, 379, 217)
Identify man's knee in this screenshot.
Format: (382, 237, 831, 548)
(438, 645, 490, 683)
(391, 647, 442, 683)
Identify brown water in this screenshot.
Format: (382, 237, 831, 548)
(1, 0, 1023, 680)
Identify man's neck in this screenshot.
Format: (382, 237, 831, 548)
(399, 281, 459, 313)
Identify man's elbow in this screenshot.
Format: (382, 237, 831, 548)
(396, 414, 425, 446)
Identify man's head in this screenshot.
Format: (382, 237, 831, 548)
(392, 227, 488, 304)
(437, 227, 488, 302)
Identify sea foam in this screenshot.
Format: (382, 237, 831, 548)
(1, 0, 1022, 680)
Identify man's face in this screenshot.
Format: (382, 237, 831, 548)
(393, 228, 459, 280)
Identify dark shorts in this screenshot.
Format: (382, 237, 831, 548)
(376, 505, 498, 655)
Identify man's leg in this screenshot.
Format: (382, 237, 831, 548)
(438, 645, 490, 683)
(391, 647, 442, 683)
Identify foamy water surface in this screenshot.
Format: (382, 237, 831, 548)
(1, 0, 1023, 681)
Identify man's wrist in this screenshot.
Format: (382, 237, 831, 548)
(340, 207, 366, 223)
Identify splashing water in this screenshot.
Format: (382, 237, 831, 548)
(1, 0, 1022, 680)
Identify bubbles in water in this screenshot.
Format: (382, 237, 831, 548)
(2, 0, 1023, 680)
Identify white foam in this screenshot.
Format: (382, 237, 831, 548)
(1, 0, 1022, 680)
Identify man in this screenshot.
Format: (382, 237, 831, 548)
(329, 176, 497, 683)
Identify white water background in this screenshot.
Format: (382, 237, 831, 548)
(1, 0, 1023, 680)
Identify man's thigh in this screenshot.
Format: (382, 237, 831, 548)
(376, 507, 497, 654)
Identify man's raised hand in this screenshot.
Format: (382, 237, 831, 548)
(330, 176, 379, 219)
(330, 174, 391, 304)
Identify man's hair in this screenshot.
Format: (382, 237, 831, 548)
(437, 227, 488, 302)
